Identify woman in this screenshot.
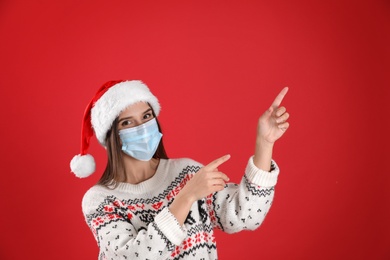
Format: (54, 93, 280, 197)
(70, 80, 290, 259)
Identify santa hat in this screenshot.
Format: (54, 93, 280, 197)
(70, 80, 160, 178)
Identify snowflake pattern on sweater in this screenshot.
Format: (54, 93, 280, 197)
(82, 156, 279, 260)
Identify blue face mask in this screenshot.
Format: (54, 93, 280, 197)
(118, 118, 163, 161)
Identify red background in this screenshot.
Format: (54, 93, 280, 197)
(1, 1, 389, 259)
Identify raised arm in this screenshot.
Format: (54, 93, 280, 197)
(254, 87, 290, 171)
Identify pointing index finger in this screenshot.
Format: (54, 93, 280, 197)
(204, 154, 231, 171)
(271, 87, 289, 109)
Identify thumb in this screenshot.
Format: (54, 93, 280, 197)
(262, 106, 274, 119)
(267, 106, 274, 114)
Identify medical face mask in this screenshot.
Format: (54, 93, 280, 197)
(118, 118, 163, 161)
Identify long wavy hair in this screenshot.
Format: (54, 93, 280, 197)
(97, 110, 168, 188)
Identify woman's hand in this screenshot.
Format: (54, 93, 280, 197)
(257, 87, 290, 144)
(183, 155, 231, 202)
(169, 155, 230, 225)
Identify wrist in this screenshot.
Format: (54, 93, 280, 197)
(169, 188, 196, 226)
(256, 137, 274, 149)
(254, 138, 274, 172)
(177, 188, 196, 205)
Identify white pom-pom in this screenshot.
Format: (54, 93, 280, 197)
(70, 154, 96, 178)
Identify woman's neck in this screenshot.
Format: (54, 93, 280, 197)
(121, 156, 160, 184)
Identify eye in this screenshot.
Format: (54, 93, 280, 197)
(121, 120, 132, 127)
(143, 113, 153, 120)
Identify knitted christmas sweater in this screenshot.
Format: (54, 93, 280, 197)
(82, 156, 280, 260)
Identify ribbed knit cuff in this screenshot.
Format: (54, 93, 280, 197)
(154, 207, 187, 246)
(245, 156, 280, 187)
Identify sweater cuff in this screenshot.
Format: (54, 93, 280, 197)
(245, 156, 280, 187)
(154, 207, 187, 246)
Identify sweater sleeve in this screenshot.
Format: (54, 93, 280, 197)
(205, 156, 280, 234)
(82, 189, 187, 260)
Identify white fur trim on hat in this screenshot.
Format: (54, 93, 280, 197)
(91, 80, 160, 145)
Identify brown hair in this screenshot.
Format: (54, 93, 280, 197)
(97, 114, 168, 188)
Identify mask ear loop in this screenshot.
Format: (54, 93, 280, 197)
(146, 102, 167, 160)
(149, 105, 163, 133)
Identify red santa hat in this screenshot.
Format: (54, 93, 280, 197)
(70, 80, 160, 178)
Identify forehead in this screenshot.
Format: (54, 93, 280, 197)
(118, 102, 151, 118)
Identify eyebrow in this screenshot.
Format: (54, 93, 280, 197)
(118, 108, 153, 123)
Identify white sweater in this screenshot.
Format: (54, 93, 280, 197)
(82, 156, 280, 260)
